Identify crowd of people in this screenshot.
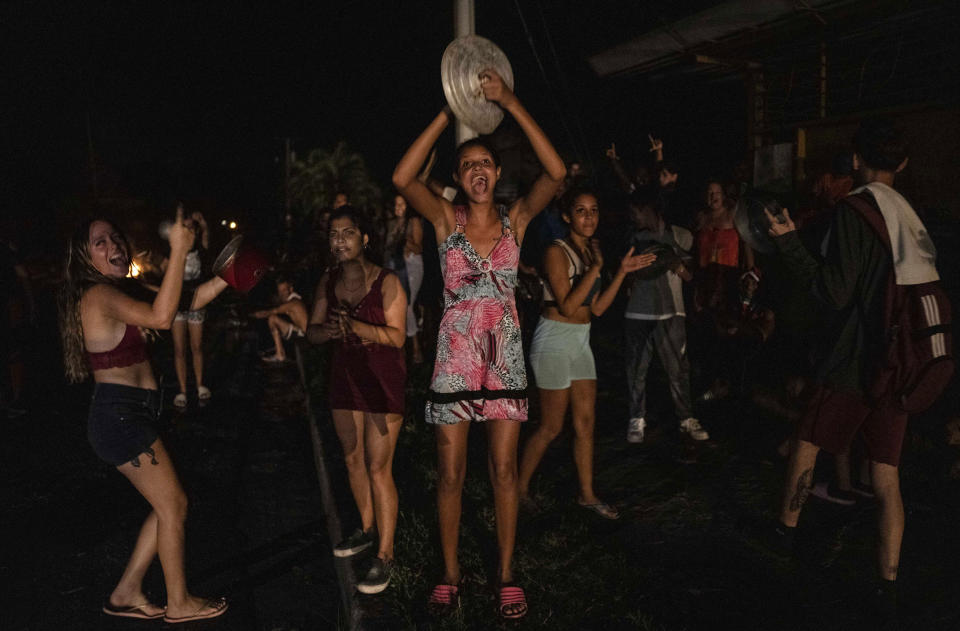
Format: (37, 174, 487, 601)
(51, 67, 953, 625)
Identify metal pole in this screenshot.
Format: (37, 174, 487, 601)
(454, 0, 477, 144)
(294, 345, 362, 630)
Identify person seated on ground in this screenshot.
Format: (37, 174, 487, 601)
(307, 206, 407, 595)
(623, 188, 708, 443)
(251, 275, 309, 363)
(58, 208, 229, 623)
(518, 187, 656, 519)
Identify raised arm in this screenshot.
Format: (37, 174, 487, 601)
(481, 72, 565, 240)
(92, 207, 195, 330)
(189, 276, 228, 311)
(392, 110, 455, 239)
(605, 142, 635, 193)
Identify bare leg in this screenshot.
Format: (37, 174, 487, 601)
(118, 439, 220, 618)
(871, 461, 904, 581)
(108, 511, 163, 615)
(363, 412, 403, 561)
(517, 387, 569, 498)
(266, 315, 287, 360)
(331, 409, 374, 532)
(486, 418, 521, 583)
(569, 379, 600, 504)
(435, 421, 469, 584)
(779, 438, 820, 527)
(171, 319, 188, 395)
(188, 321, 204, 390)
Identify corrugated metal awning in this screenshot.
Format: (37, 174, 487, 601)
(588, 0, 846, 77)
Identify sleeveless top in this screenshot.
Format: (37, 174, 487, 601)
(86, 323, 149, 370)
(541, 238, 601, 308)
(696, 226, 740, 268)
(325, 266, 395, 348)
(438, 206, 519, 310)
(325, 265, 405, 414)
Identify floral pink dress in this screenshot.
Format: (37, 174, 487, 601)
(425, 206, 528, 424)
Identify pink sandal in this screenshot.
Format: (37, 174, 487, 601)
(498, 583, 528, 620)
(427, 582, 461, 615)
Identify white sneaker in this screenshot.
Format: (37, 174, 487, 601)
(679, 417, 709, 441)
(627, 417, 646, 443)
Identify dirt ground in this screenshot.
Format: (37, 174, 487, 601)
(4, 290, 959, 631)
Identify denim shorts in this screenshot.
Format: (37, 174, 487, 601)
(87, 383, 162, 466)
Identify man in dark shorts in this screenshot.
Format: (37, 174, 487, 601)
(764, 119, 940, 613)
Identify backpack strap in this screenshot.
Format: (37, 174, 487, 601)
(843, 191, 891, 252)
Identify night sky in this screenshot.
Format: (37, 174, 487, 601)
(2, 0, 739, 251)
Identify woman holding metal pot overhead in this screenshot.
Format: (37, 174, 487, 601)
(393, 66, 565, 620)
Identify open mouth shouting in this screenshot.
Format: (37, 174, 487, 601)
(470, 173, 489, 196)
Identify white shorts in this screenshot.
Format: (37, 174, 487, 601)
(528, 317, 596, 390)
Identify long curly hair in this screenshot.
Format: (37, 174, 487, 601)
(58, 218, 132, 383)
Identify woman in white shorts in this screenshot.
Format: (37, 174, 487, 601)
(518, 188, 655, 519)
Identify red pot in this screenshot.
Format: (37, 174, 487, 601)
(212, 235, 270, 292)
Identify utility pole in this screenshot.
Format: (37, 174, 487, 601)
(454, 0, 476, 145)
(283, 137, 292, 227)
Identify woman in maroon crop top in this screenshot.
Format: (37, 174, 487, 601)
(307, 206, 407, 594)
(57, 208, 229, 623)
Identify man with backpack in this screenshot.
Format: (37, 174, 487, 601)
(762, 119, 951, 615)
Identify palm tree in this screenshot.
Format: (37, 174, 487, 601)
(288, 141, 381, 216)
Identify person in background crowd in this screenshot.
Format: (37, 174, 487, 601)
(623, 188, 708, 443)
(693, 178, 755, 402)
(251, 275, 309, 363)
(605, 135, 662, 194)
(0, 236, 34, 417)
(164, 211, 211, 409)
(384, 194, 426, 363)
(307, 206, 407, 595)
(393, 68, 565, 620)
(58, 209, 228, 623)
(764, 119, 937, 619)
(519, 187, 656, 519)
(333, 192, 349, 209)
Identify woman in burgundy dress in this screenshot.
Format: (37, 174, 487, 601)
(307, 206, 407, 595)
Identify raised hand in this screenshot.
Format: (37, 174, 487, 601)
(764, 207, 795, 237)
(619, 246, 657, 274)
(168, 205, 196, 254)
(479, 69, 516, 107)
(588, 238, 604, 269)
(648, 134, 663, 154)
(605, 142, 619, 161)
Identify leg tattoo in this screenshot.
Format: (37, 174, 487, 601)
(789, 467, 814, 512)
(129, 447, 159, 468)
